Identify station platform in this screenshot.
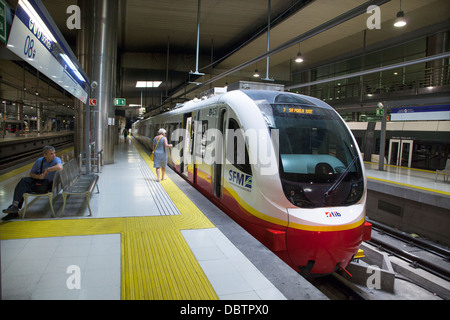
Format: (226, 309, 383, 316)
(364, 162, 450, 245)
(0, 137, 326, 300)
(364, 161, 450, 212)
(365, 162, 450, 196)
(0, 131, 74, 144)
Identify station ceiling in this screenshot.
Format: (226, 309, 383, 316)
(2, 0, 450, 114)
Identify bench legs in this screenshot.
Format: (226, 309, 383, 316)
(61, 193, 68, 216)
(435, 171, 450, 182)
(48, 193, 56, 218)
(86, 194, 92, 216)
(61, 193, 93, 217)
(22, 193, 56, 219)
(22, 194, 29, 219)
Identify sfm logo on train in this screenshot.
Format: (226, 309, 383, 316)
(229, 170, 252, 190)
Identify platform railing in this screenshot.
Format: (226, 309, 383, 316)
(79, 142, 103, 173)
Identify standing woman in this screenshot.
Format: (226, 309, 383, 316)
(153, 128, 173, 181)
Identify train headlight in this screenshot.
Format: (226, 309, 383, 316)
(284, 184, 313, 208)
(345, 181, 363, 204)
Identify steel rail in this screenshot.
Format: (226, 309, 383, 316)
(368, 236, 450, 282)
(367, 218, 450, 260)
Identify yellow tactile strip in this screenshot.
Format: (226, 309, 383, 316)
(0, 141, 217, 300)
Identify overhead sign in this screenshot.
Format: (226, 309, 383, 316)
(391, 105, 450, 121)
(0, 0, 6, 44)
(114, 98, 126, 106)
(376, 108, 384, 116)
(6, 0, 89, 103)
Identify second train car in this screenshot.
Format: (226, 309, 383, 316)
(132, 83, 371, 275)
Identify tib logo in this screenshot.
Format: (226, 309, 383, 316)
(325, 211, 341, 218)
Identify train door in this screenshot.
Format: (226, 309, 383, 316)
(388, 139, 413, 167)
(400, 140, 413, 167)
(181, 113, 193, 179)
(214, 107, 227, 198)
(191, 111, 203, 185)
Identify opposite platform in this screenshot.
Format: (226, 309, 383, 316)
(365, 161, 450, 210)
(364, 162, 450, 245)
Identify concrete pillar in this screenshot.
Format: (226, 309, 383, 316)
(37, 102, 42, 133)
(16, 101, 23, 136)
(78, 0, 118, 164)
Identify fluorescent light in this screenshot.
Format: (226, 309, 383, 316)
(136, 81, 162, 88)
(129, 104, 141, 107)
(19, 0, 57, 43)
(60, 53, 85, 82)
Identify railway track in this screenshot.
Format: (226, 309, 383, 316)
(367, 219, 450, 282)
(305, 272, 371, 300)
(306, 219, 450, 300)
(0, 139, 73, 171)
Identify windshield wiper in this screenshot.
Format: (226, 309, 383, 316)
(324, 155, 359, 196)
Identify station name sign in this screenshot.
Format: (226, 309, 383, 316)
(6, 0, 89, 103)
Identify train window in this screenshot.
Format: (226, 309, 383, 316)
(271, 103, 364, 207)
(200, 120, 208, 159)
(167, 123, 177, 143)
(227, 118, 252, 175)
(274, 94, 314, 106)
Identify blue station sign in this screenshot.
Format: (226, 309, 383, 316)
(6, 0, 89, 103)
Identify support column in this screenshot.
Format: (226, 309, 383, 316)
(16, 101, 23, 136)
(37, 102, 43, 133)
(78, 0, 118, 165)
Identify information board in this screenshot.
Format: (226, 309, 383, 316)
(6, 0, 89, 103)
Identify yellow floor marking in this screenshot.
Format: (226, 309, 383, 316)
(0, 142, 217, 300)
(364, 161, 450, 196)
(132, 137, 215, 230)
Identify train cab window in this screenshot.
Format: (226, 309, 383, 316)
(271, 103, 364, 208)
(227, 118, 252, 175)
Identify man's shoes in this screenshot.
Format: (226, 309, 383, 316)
(2, 212, 19, 221)
(3, 204, 18, 214)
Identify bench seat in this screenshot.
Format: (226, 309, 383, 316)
(21, 171, 62, 219)
(60, 159, 99, 216)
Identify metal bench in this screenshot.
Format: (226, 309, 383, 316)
(435, 158, 450, 182)
(21, 171, 62, 219)
(60, 159, 99, 216)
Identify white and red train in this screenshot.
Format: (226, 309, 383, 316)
(132, 82, 371, 275)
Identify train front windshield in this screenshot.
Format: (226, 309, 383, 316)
(248, 91, 364, 208)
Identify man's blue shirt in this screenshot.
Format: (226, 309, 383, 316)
(30, 157, 62, 182)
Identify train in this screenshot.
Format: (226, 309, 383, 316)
(132, 82, 371, 275)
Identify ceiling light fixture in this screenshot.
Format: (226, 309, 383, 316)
(136, 81, 162, 88)
(295, 43, 304, 63)
(253, 69, 260, 78)
(394, 0, 407, 27)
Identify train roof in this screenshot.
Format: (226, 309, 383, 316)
(135, 81, 335, 124)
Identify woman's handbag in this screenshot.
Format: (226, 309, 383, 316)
(150, 137, 162, 161)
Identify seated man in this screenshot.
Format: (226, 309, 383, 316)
(2, 145, 63, 221)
